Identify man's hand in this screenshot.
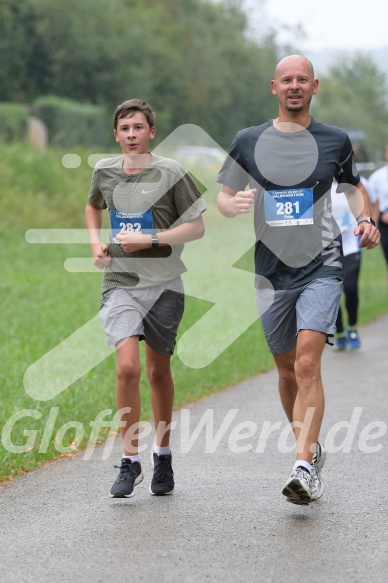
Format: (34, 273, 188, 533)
(91, 243, 111, 269)
(217, 187, 256, 217)
(232, 189, 256, 214)
(355, 222, 381, 250)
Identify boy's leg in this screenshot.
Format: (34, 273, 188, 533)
(145, 344, 174, 447)
(110, 335, 144, 498)
(145, 344, 175, 496)
(115, 336, 142, 455)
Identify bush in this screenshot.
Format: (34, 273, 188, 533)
(0, 103, 29, 142)
(33, 96, 113, 148)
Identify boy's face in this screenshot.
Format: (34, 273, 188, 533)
(114, 112, 156, 155)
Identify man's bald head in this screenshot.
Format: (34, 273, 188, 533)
(275, 55, 315, 80)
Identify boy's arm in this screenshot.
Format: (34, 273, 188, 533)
(115, 215, 205, 253)
(85, 202, 111, 269)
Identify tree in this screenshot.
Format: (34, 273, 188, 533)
(313, 53, 388, 161)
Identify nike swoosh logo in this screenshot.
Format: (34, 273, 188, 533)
(141, 188, 157, 195)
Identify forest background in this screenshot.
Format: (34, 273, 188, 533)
(1, 0, 388, 157)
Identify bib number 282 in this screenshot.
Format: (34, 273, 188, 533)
(118, 221, 142, 232)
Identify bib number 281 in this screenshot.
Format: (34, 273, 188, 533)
(276, 201, 300, 215)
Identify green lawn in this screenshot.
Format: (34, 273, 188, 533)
(0, 143, 387, 482)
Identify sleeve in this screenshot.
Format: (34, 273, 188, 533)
(88, 169, 107, 209)
(360, 176, 376, 204)
(171, 169, 207, 224)
(216, 132, 251, 191)
(335, 134, 360, 191)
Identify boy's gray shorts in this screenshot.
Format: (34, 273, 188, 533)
(255, 277, 343, 355)
(99, 278, 184, 355)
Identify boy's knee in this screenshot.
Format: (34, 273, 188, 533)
(116, 360, 141, 383)
(146, 365, 172, 387)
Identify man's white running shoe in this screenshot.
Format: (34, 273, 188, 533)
(282, 467, 312, 506)
(310, 464, 325, 500)
(312, 441, 326, 471)
(311, 442, 325, 500)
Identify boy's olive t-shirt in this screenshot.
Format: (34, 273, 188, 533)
(88, 153, 206, 292)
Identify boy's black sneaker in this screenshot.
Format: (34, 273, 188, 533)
(149, 453, 175, 496)
(110, 459, 144, 498)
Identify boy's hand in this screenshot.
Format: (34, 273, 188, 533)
(91, 243, 111, 269)
(115, 230, 150, 253)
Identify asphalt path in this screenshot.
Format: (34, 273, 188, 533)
(1, 315, 387, 583)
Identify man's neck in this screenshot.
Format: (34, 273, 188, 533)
(274, 112, 311, 130)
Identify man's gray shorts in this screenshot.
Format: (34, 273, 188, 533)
(99, 278, 184, 355)
(255, 277, 343, 355)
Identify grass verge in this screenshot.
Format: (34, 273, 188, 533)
(0, 142, 387, 482)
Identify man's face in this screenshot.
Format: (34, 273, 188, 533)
(114, 112, 155, 155)
(271, 57, 318, 114)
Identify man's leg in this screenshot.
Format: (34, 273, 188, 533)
(273, 348, 298, 425)
(274, 330, 326, 463)
(293, 329, 326, 464)
(279, 330, 326, 505)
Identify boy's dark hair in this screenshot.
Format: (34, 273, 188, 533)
(113, 99, 156, 130)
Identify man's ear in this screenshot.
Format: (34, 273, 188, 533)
(270, 80, 277, 96)
(312, 79, 319, 95)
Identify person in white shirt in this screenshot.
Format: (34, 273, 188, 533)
(331, 176, 371, 351)
(368, 144, 388, 267)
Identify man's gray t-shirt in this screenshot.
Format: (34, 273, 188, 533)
(217, 118, 361, 290)
(88, 153, 206, 292)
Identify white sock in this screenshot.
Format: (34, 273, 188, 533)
(153, 444, 171, 456)
(293, 460, 312, 474)
(122, 455, 141, 464)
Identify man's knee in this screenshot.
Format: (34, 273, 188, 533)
(295, 352, 320, 384)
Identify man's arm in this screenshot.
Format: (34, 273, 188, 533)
(85, 202, 111, 269)
(115, 215, 205, 253)
(343, 181, 380, 249)
(217, 185, 256, 218)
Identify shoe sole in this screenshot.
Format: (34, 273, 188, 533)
(149, 485, 174, 496)
(110, 473, 144, 498)
(282, 479, 312, 506)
